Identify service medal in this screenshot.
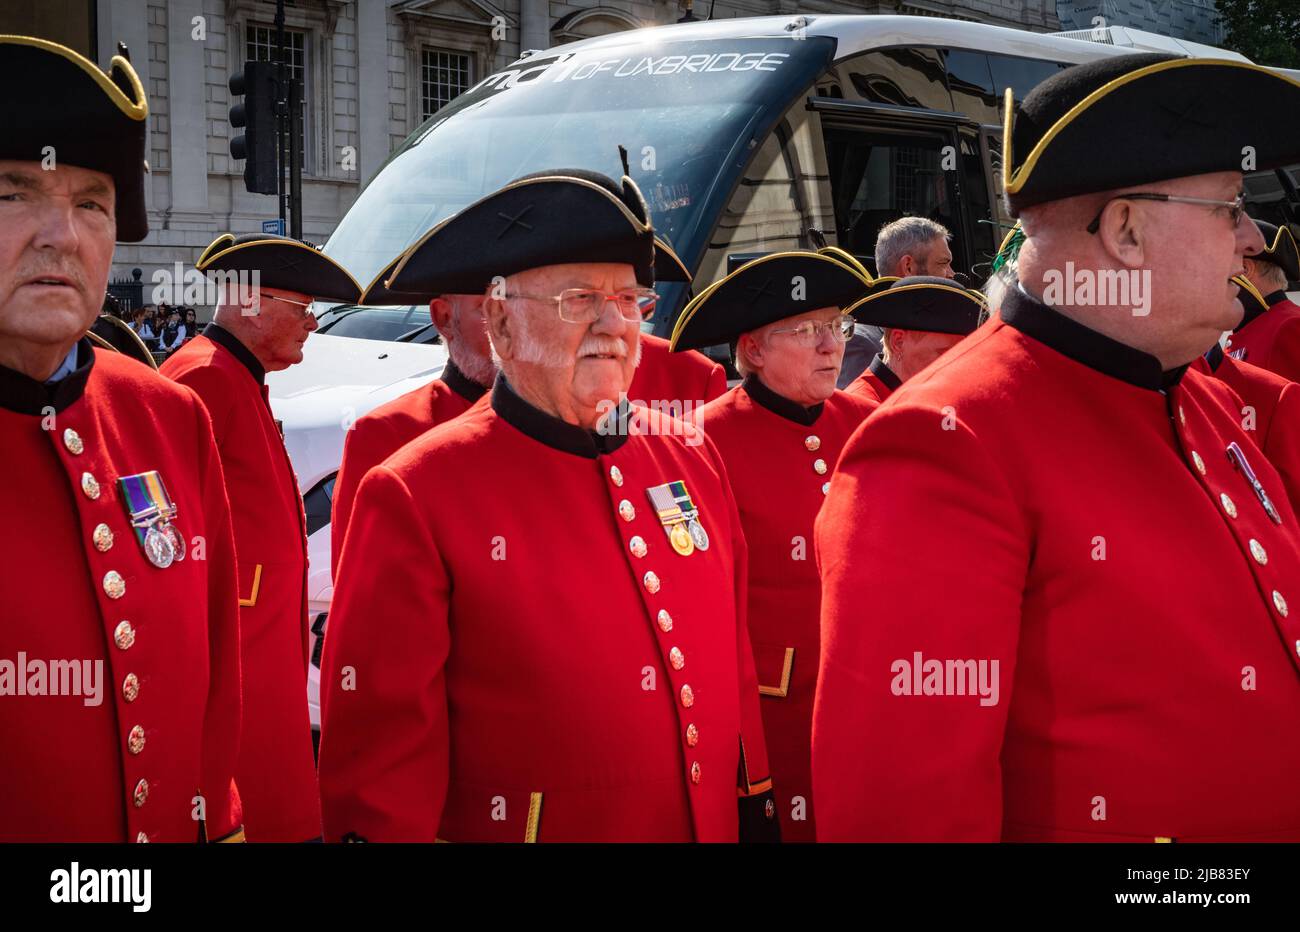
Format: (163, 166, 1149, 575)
(161, 520, 186, 561)
(669, 522, 695, 556)
(688, 517, 710, 552)
(143, 524, 176, 569)
(118, 471, 184, 569)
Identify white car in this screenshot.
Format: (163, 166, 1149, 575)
(267, 309, 447, 730)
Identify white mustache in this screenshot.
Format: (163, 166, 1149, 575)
(578, 337, 631, 358)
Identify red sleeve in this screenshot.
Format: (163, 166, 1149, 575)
(703, 359, 729, 404)
(188, 388, 244, 841)
(812, 405, 1028, 841)
(318, 464, 451, 841)
(1262, 381, 1300, 516)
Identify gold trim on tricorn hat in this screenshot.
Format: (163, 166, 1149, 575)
(1002, 55, 1300, 215)
(363, 233, 689, 306)
(1248, 221, 1299, 282)
(669, 250, 872, 351)
(844, 276, 987, 335)
(0, 35, 151, 241)
(197, 233, 363, 303)
(386, 170, 661, 297)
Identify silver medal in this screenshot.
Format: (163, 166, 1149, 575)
(144, 524, 176, 569)
(162, 521, 186, 562)
(688, 517, 709, 552)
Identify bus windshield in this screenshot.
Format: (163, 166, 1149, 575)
(324, 36, 836, 296)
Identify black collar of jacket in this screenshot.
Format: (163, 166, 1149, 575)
(0, 338, 95, 416)
(491, 375, 631, 458)
(1001, 285, 1186, 391)
(1204, 342, 1225, 373)
(742, 375, 824, 426)
(1264, 289, 1288, 308)
(441, 358, 487, 404)
(868, 353, 902, 392)
(203, 323, 266, 385)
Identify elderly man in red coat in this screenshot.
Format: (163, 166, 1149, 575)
(331, 238, 720, 578)
(319, 169, 777, 842)
(844, 275, 987, 404)
(0, 36, 242, 842)
(815, 54, 1300, 842)
(670, 250, 874, 841)
(163, 234, 361, 841)
(1227, 220, 1300, 382)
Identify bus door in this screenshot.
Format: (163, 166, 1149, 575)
(808, 97, 998, 280)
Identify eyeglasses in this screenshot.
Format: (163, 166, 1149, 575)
(767, 315, 856, 345)
(1086, 192, 1247, 235)
(506, 287, 658, 324)
(255, 293, 315, 318)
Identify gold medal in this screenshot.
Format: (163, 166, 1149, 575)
(669, 522, 695, 556)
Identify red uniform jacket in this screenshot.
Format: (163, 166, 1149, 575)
(814, 288, 1300, 842)
(844, 354, 899, 405)
(319, 379, 777, 842)
(699, 378, 876, 841)
(628, 333, 727, 417)
(0, 342, 242, 842)
(1196, 347, 1300, 513)
(1228, 292, 1300, 383)
(162, 326, 319, 842)
(330, 360, 487, 578)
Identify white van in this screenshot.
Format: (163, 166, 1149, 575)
(272, 13, 1300, 730)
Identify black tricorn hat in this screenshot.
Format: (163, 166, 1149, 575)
(669, 251, 871, 351)
(1003, 54, 1300, 214)
(1249, 221, 1300, 282)
(845, 276, 987, 335)
(0, 35, 150, 241)
(197, 234, 362, 303)
(362, 234, 691, 305)
(386, 169, 675, 296)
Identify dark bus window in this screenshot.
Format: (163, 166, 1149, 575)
(959, 128, 998, 277)
(1245, 166, 1300, 228)
(822, 125, 961, 262)
(944, 49, 1000, 125)
(833, 47, 952, 112)
(988, 54, 1066, 100)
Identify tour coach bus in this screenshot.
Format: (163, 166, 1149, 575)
(268, 14, 1300, 728)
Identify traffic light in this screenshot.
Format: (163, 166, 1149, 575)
(229, 60, 278, 195)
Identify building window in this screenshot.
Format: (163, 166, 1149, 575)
(421, 48, 472, 120)
(247, 24, 309, 172)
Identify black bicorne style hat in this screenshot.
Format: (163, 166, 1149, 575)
(385, 169, 680, 296)
(1003, 54, 1300, 214)
(197, 234, 363, 303)
(362, 234, 691, 305)
(669, 251, 871, 351)
(845, 276, 987, 335)
(1248, 221, 1300, 282)
(0, 35, 150, 241)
